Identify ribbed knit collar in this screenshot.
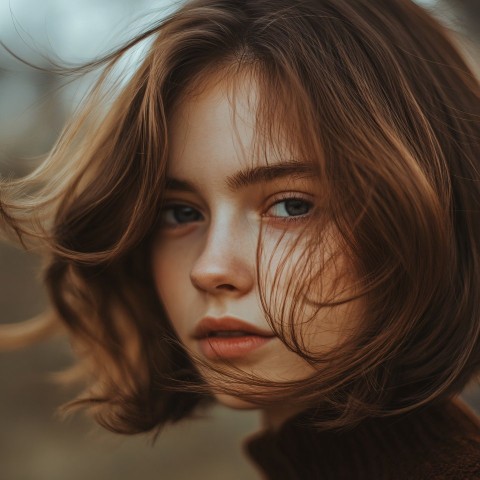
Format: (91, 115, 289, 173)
(244, 399, 480, 480)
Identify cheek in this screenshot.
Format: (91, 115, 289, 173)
(301, 298, 363, 356)
(257, 226, 316, 321)
(151, 242, 192, 339)
(259, 226, 361, 354)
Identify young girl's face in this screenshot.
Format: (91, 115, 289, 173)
(151, 71, 360, 410)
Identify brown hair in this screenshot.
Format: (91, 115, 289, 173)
(1, 0, 480, 434)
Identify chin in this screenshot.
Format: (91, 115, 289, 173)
(214, 393, 259, 410)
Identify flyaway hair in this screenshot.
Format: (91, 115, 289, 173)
(1, 0, 480, 434)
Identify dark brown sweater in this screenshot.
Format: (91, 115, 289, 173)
(244, 399, 480, 479)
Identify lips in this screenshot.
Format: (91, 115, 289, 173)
(193, 316, 275, 360)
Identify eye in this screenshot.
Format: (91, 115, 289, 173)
(159, 204, 203, 227)
(265, 196, 314, 221)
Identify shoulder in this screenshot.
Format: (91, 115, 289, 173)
(401, 398, 480, 480)
(244, 398, 480, 480)
(407, 435, 480, 479)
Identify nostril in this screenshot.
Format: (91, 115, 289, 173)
(216, 284, 236, 291)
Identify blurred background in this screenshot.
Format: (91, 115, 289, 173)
(0, 1, 478, 479)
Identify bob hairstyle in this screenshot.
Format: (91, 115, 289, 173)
(1, 0, 480, 435)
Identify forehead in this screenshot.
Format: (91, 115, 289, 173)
(167, 68, 297, 179)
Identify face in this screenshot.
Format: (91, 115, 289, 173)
(151, 71, 359, 412)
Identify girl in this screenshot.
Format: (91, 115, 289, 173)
(1, 0, 480, 478)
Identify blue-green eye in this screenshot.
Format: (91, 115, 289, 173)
(160, 205, 203, 226)
(159, 196, 313, 229)
(267, 198, 313, 218)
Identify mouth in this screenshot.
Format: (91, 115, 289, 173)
(204, 331, 259, 337)
(193, 316, 275, 360)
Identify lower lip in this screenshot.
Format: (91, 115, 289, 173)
(198, 335, 274, 360)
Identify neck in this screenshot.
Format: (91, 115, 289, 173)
(261, 404, 306, 431)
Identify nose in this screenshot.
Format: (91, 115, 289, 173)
(189, 215, 255, 296)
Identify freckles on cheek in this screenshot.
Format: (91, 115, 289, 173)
(259, 231, 311, 293)
(153, 250, 184, 303)
(152, 244, 194, 337)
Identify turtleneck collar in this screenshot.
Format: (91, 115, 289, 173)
(244, 399, 480, 480)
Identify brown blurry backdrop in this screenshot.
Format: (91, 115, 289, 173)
(0, 1, 478, 479)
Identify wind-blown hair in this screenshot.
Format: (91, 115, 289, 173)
(1, 0, 480, 434)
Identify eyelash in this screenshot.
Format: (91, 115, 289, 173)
(263, 194, 314, 223)
(159, 194, 314, 228)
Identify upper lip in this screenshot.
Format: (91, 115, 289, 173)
(193, 316, 275, 340)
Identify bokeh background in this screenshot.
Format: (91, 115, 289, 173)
(0, 1, 478, 479)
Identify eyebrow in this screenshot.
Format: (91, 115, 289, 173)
(165, 160, 316, 194)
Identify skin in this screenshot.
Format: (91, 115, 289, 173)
(151, 70, 359, 428)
